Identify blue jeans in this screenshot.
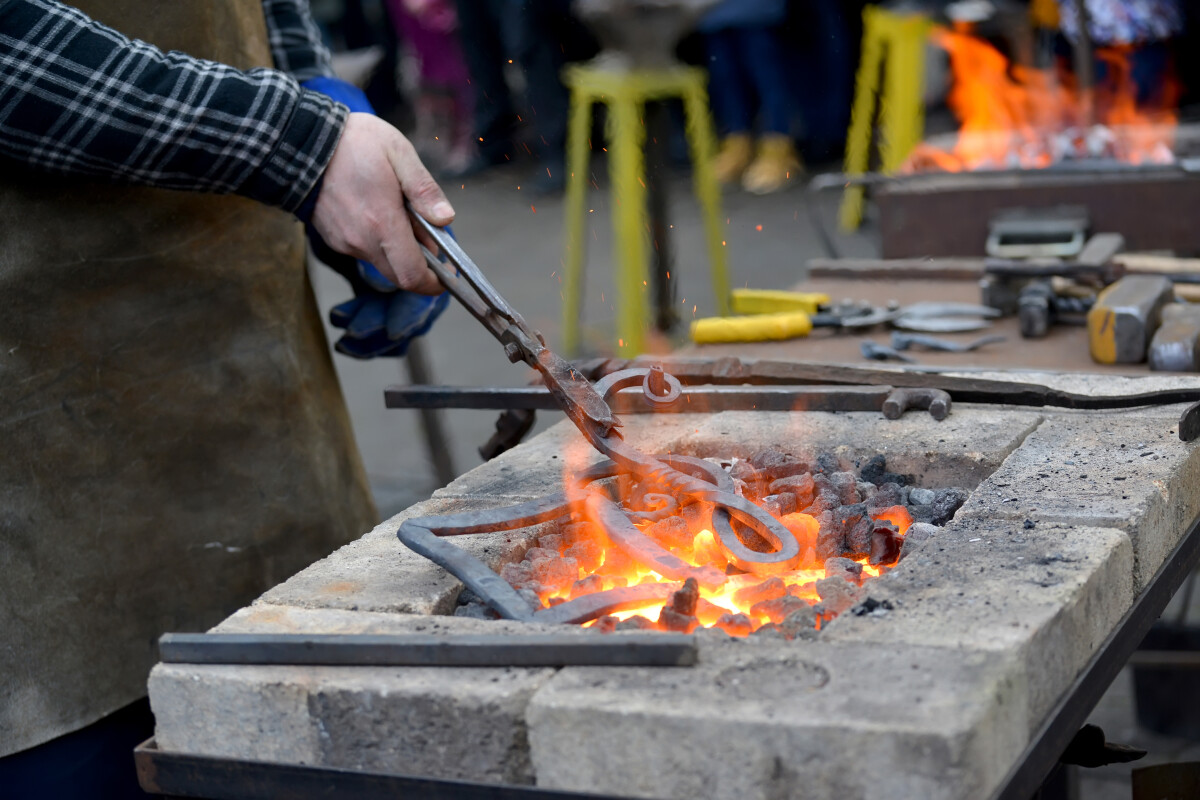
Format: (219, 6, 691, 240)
(704, 26, 793, 136)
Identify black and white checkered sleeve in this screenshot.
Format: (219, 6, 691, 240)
(261, 0, 334, 80)
(0, 0, 347, 213)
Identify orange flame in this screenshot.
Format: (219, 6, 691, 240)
(907, 23, 1178, 172)
(516, 440, 904, 636)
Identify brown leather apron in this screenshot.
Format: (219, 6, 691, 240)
(0, 0, 376, 755)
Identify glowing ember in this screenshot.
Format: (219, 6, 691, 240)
(906, 23, 1179, 173)
(490, 451, 966, 638)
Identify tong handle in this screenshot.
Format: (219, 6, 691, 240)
(406, 205, 622, 438)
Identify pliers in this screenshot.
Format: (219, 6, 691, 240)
(409, 208, 626, 447)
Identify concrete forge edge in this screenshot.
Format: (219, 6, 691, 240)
(149, 402, 1200, 800)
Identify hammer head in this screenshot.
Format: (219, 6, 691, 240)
(1087, 276, 1174, 364)
(1149, 303, 1200, 372)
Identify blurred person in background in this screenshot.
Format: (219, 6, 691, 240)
(701, 0, 800, 195)
(452, 0, 595, 191)
(1053, 0, 1182, 113)
(386, 0, 476, 174)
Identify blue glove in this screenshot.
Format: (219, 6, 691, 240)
(300, 76, 450, 359)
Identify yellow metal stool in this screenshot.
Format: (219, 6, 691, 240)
(561, 63, 730, 355)
(838, 6, 932, 231)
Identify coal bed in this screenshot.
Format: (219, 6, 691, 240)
(148, 369, 1200, 800)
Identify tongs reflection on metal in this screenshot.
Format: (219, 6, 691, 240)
(408, 206, 623, 445)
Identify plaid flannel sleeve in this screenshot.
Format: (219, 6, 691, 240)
(0, 0, 348, 213)
(261, 0, 335, 80)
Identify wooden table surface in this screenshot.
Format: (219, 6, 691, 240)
(683, 278, 1173, 376)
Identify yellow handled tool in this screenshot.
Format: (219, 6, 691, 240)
(730, 288, 830, 315)
(691, 311, 815, 344)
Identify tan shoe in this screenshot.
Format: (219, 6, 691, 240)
(742, 134, 803, 195)
(712, 133, 755, 185)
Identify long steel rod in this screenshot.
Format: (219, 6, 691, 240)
(989, 512, 1200, 800)
(385, 384, 892, 413)
(158, 632, 698, 668)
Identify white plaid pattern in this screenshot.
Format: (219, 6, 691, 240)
(0, 0, 346, 213)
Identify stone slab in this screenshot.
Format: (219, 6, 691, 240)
(822, 519, 1134, 733)
(254, 498, 553, 616)
(526, 636, 1028, 800)
(150, 659, 552, 784)
(680, 407, 1043, 488)
(957, 411, 1200, 587)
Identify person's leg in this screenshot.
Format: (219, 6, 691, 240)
(0, 698, 154, 800)
(705, 28, 755, 135)
(453, 0, 517, 165)
(506, 0, 572, 189)
(734, 26, 801, 193)
(704, 29, 756, 183)
(734, 26, 792, 135)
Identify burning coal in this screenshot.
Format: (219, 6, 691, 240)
(457, 452, 967, 638)
(906, 23, 1179, 173)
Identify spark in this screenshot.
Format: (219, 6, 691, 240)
(722, 240, 726, 246)
(618, 338, 625, 347)
(547, 168, 552, 177)
(756, 224, 763, 232)
(478, 137, 484, 142)
(693, 305, 697, 314)
(531, 205, 536, 213)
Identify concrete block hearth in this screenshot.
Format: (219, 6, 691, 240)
(149, 372, 1200, 800)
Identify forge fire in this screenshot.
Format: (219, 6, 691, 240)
(458, 452, 969, 638)
(906, 22, 1179, 173)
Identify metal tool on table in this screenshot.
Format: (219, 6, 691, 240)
(691, 292, 1000, 344)
(890, 332, 1006, 353)
(982, 232, 1122, 324)
(1087, 275, 1175, 364)
(1149, 303, 1200, 372)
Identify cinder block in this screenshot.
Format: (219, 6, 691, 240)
(527, 638, 1028, 800)
(956, 412, 1200, 587)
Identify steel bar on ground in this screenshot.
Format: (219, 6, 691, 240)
(134, 739, 629, 800)
(989, 512, 1200, 800)
(157, 632, 698, 668)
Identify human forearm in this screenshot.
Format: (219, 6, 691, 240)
(0, 0, 346, 213)
(261, 0, 334, 80)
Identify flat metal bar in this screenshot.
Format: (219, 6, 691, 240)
(158, 632, 697, 668)
(135, 739, 628, 800)
(386, 384, 891, 413)
(989, 512, 1200, 800)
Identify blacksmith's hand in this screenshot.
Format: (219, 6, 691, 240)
(298, 77, 453, 358)
(310, 112, 455, 294)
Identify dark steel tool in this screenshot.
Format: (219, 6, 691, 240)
(387, 384, 941, 417)
(158, 632, 697, 668)
(581, 357, 1200, 443)
(890, 332, 1007, 352)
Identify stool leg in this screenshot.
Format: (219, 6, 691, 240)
(682, 77, 731, 317)
(561, 89, 594, 355)
(880, 16, 928, 173)
(607, 95, 649, 354)
(839, 6, 886, 231)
